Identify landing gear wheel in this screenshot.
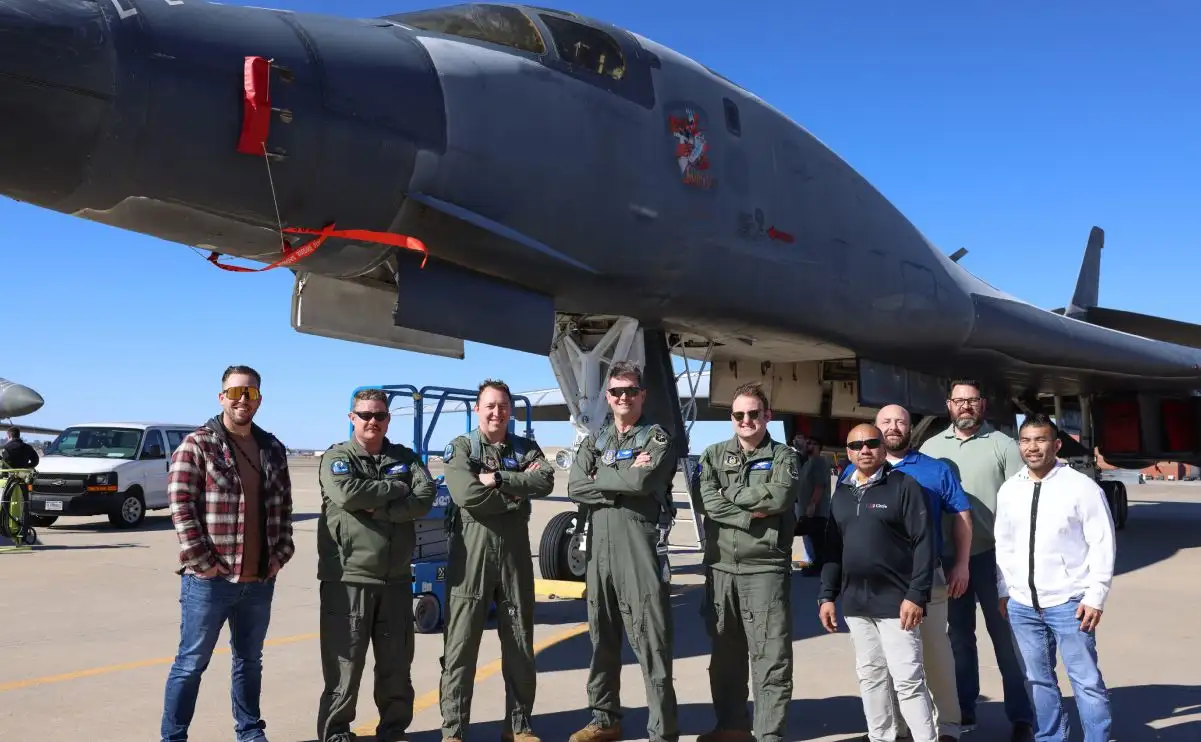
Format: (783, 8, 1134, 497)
(109, 491, 146, 529)
(22, 527, 36, 545)
(413, 593, 442, 634)
(539, 511, 586, 581)
(1114, 481, 1129, 530)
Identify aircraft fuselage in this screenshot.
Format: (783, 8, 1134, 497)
(4, 0, 1201, 401)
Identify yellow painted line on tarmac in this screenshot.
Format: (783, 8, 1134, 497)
(533, 578, 587, 600)
(0, 632, 319, 694)
(353, 581, 702, 736)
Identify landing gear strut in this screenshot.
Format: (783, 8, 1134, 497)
(538, 315, 706, 582)
(1075, 395, 1128, 531)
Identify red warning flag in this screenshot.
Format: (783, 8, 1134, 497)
(207, 224, 429, 273)
(237, 56, 272, 156)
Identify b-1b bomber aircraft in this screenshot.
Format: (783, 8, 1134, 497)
(3, 0, 1198, 553)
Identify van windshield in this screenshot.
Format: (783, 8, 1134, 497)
(47, 427, 144, 459)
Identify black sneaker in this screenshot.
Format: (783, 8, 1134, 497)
(960, 714, 976, 732)
(1011, 722, 1035, 742)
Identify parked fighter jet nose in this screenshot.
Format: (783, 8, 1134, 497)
(0, 0, 116, 208)
(0, 381, 45, 418)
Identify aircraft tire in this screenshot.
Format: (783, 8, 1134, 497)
(538, 511, 586, 582)
(1114, 481, 1129, 530)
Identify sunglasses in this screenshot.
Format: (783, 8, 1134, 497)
(846, 438, 882, 451)
(607, 386, 642, 398)
(352, 411, 390, 422)
(223, 386, 261, 401)
(732, 410, 762, 422)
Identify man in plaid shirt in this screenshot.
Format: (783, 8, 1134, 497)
(160, 365, 295, 742)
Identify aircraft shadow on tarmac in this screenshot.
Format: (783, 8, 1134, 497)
(1113, 497, 1201, 577)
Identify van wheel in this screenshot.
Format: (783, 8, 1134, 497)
(109, 490, 146, 529)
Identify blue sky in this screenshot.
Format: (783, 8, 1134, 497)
(6, 0, 1199, 452)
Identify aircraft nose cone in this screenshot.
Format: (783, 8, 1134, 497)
(0, 383, 45, 418)
(0, 0, 116, 207)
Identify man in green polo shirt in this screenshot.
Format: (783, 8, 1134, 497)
(919, 380, 1034, 741)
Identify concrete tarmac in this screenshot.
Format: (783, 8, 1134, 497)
(1, 460, 1198, 741)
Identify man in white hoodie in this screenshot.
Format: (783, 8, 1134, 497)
(994, 413, 1116, 742)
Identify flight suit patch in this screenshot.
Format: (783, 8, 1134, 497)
(502, 457, 519, 469)
(330, 459, 349, 475)
(786, 460, 799, 479)
(723, 452, 739, 467)
(602, 449, 617, 465)
(443, 443, 454, 461)
(750, 460, 772, 471)
(616, 449, 635, 461)
(385, 463, 409, 475)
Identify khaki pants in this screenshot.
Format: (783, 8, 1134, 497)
(895, 566, 961, 739)
(846, 615, 937, 742)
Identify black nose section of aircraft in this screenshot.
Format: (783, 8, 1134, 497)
(0, 0, 115, 206)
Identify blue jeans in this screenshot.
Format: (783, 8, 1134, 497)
(161, 574, 276, 742)
(1007, 597, 1111, 742)
(947, 549, 1034, 724)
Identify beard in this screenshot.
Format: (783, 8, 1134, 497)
(954, 414, 979, 430)
(884, 431, 911, 453)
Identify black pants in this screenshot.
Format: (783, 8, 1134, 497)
(798, 516, 828, 571)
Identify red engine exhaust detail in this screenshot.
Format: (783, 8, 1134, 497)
(237, 56, 272, 156)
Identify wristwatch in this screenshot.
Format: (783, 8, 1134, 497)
(491, 471, 502, 488)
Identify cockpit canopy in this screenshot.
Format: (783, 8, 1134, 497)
(386, 3, 626, 81)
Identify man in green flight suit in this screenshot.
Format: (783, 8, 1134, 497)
(567, 361, 682, 742)
(696, 382, 801, 742)
(439, 379, 555, 742)
(316, 388, 438, 742)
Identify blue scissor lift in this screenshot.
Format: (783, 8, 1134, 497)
(347, 384, 536, 634)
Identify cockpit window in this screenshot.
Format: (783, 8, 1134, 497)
(389, 4, 546, 55)
(538, 14, 625, 80)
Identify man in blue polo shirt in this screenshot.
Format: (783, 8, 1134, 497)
(842, 404, 974, 741)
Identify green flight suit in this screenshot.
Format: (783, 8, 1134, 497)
(316, 437, 437, 742)
(567, 418, 681, 742)
(438, 429, 555, 740)
(697, 434, 801, 742)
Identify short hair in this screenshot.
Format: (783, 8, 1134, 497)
(948, 379, 982, 397)
(477, 379, 512, 403)
(732, 381, 769, 411)
(1019, 413, 1059, 437)
(222, 365, 262, 387)
(352, 388, 389, 407)
(7, 426, 19, 439)
(607, 361, 643, 388)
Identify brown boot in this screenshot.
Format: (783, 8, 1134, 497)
(567, 722, 623, 742)
(501, 733, 542, 742)
(697, 731, 756, 742)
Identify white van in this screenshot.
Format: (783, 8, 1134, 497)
(28, 422, 198, 529)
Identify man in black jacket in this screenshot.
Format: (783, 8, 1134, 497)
(1, 427, 39, 470)
(818, 423, 940, 742)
